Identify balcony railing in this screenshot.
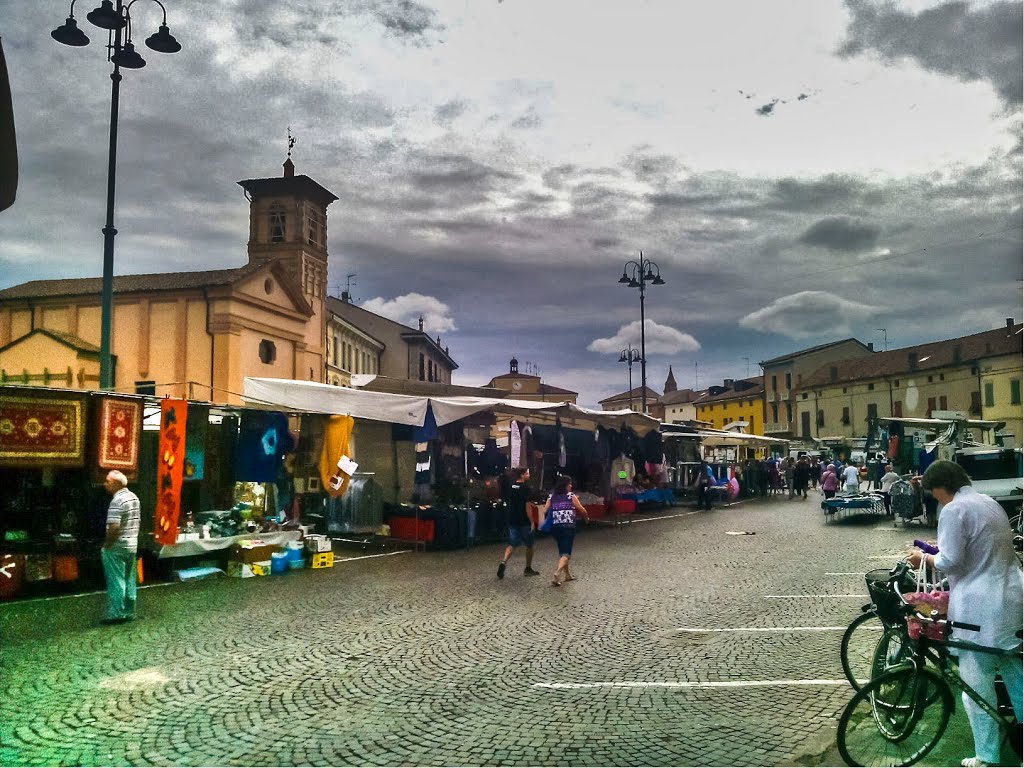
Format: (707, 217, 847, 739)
(763, 422, 790, 434)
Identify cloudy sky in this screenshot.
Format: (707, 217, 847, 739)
(2, 0, 1021, 406)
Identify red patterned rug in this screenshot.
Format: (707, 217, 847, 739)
(0, 395, 85, 467)
(97, 397, 141, 472)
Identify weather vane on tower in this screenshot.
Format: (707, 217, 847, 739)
(287, 126, 296, 158)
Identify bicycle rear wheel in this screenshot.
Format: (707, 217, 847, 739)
(841, 612, 888, 691)
(837, 667, 953, 767)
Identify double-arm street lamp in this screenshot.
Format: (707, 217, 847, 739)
(617, 251, 665, 415)
(617, 344, 642, 412)
(51, 0, 181, 390)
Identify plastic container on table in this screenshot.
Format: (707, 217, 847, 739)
(270, 551, 289, 574)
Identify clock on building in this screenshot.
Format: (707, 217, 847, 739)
(512, 380, 523, 390)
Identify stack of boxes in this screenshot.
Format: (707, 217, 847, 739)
(226, 536, 334, 577)
(305, 535, 334, 569)
(226, 540, 277, 578)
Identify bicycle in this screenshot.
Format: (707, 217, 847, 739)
(840, 563, 919, 692)
(837, 591, 1022, 766)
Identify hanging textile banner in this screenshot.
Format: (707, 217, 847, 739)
(0, 395, 85, 467)
(183, 405, 208, 480)
(235, 411, 291, 482)
(154, 399, 188, 546)
(510, 421, 522, 469)
(319, 414, 355, 498)
(97, 397, 141, 472)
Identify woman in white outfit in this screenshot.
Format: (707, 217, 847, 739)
(909, 460, 1023, 768)
(841, 463, 860, 494)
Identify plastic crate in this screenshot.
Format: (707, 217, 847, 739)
(311, 552, 334, 569)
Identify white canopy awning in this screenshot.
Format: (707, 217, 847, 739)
(243, 377, 660, 431)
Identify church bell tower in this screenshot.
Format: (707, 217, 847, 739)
(237, 157, 339, 306)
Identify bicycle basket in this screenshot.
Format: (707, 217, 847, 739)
(865, 568, 911, 624)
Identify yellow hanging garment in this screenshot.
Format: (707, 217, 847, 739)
(319, 415, 355, 497)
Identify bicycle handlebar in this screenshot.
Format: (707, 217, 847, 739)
(950, 620, 981, 633)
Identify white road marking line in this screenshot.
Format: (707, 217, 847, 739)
(533, 680, 850, 690)
(3, 551, 413, 604)
(624, 511, 699, 523)
(764, 594, 869, 599)
(14, 581, 181, 603)
(677, 626, 847, 633)
(335, 550, 412, 563)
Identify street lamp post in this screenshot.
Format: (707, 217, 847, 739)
(617, 251, 665, 415)
(51, 0, 181, 390)
(617, 345, 642, 411)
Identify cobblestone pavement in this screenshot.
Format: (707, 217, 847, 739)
(0, 496, 981, 766)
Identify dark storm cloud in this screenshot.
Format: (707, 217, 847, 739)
(623, 151, 681, 181)
(510, 108, 542, 130)
(840, 0, 1023, 107)
(770, 175, 867, 212)
(372, 0, 444, 41)
(408, 154, 518, 192)
(798, 216, 880, 252)
(433, 100, 468, 125)
(592, 237, 622, 249)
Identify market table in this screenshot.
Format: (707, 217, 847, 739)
(634, 488, 675, 505)
(821, 493, 886, 522)
(153, 530, 302, 559)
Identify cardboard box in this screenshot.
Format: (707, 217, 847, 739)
(311, 552, 334, 569)
(304, 535, 332, 553)
(228, 543, 278, 564)
(227, 560, 271, 578)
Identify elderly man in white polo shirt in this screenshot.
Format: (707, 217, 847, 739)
(101, 470, 141, 625)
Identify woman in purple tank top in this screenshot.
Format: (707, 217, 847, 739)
(538, 474, 590, 586)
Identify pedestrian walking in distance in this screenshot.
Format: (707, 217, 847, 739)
(538, 475, 589, 587)
(497, 467, 540, 579)
(101, 470, 140, 625)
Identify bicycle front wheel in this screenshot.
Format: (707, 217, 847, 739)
(837, 667, 953, 767)
(841, 612, 887, 690)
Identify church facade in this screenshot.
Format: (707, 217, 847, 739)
(0, 159, 336, 404)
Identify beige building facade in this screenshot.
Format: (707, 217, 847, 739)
(793, 323, 1023, 446)
(486, 358, 577, 403)
(325, 297, 457, 387)
(0, 160, 336, 403)
(760, 338, 874, 438)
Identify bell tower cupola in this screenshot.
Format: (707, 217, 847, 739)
(237, 155, 338, 304)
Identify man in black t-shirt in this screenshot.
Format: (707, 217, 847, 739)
(497, 468, 540, 578)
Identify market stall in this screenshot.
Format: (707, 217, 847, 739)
(243, 377, 665, 532)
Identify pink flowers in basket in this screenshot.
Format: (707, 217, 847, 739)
(905, 589, 949, 640)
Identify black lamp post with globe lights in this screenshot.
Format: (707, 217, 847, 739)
(617, 345, 642, 412)
(617, 251, 665, 415)
(51, 0, 181, 390)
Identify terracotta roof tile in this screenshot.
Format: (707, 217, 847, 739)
(799, 324, 1022, 389)
(759, 338, 871, 366)
(0, 264, 262, 301)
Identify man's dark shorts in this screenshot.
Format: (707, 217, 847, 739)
(508, 525, 534, 548)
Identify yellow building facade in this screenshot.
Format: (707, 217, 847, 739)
(694, 377, 765, 433)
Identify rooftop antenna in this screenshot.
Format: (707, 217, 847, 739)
(339, 274, 356, 303)
(694, 360, 701, 389)
(742, 356, 750, 377)
(877, 328, 888, 351)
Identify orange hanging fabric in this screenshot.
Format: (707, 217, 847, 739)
(154, 399, 188, 546)
(319, 415, 355, 497)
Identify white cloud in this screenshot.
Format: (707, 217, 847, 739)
(739, 291, 881, 340)
(588, 320, 701, 355)
(360, 293, 456, 333)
